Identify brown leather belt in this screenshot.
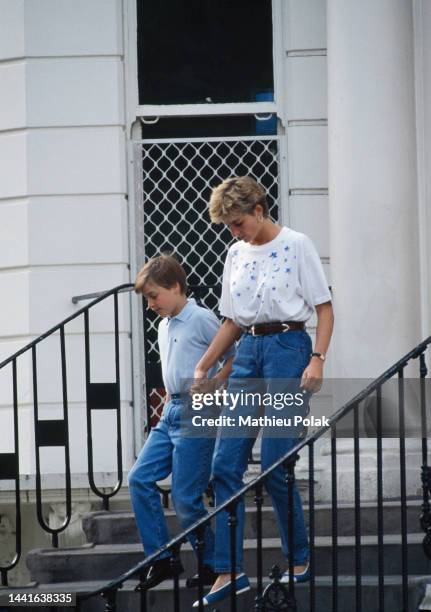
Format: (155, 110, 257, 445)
(245, 321, 305, 336)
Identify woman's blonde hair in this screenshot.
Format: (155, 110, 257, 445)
(208, 176, 268, 224)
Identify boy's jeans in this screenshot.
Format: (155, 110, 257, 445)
(128, 398, 215, 568)
(212, 330, 312, 573)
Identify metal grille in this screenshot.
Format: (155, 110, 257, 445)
(134, 136, 283, 425)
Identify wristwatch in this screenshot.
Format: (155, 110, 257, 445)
(311, 352, 325, 362)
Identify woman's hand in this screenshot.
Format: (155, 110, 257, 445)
(300, 358, 324, 393)
(301, 301, 333, 393)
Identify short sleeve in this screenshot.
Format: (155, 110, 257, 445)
(219, 248, 233, 319)
(298, 235, 331, 308)
(199, 309, 221, 345)
(198, 309, 236, 362)
(157, 319, 169, 388)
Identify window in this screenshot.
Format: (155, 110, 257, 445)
(137, 0, 274, 105)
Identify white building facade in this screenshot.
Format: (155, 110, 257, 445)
(0, 0, 430, 585)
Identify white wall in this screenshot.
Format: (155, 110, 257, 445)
(416, 0, 431, 335)
(284, 0, 330, 370)
(285, 0, 328, 256)
(0, 0, 134, 476)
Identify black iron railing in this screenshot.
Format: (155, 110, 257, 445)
(75, 336, 431, 612)
(0, 283, 222, 586)
(1, 282, 430, 608)
(0, 284, 134, 586)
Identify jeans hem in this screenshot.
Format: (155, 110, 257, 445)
(290, 556, 309, 566)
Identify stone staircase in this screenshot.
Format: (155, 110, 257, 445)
(16, 498, 431, 611)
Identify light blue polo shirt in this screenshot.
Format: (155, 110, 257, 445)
(158, 298, 235, 395)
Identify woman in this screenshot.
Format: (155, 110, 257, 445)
(191, 176, 334, 607)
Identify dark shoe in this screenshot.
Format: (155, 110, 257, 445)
(135, 558, 184, 592)
(186, 566, 218, 588)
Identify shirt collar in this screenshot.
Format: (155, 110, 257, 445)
(169, 298, 196, 322)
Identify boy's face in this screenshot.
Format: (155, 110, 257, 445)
(142, 281, 184, 317)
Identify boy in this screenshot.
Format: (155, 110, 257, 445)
(128, 254, 235, 590)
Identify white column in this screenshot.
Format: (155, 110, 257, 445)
(327, 0, 421, 379)
(318, 0, 423, 503)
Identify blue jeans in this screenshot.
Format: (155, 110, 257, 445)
(212, 330, 311, 572)
(128, 398, 215, 568)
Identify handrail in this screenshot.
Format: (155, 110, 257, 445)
(71, 284, 220, 304)
(0, 283, 134, 372)
(0, 282, 223, 585)
(78, 335, 431, 605)
(71, 285, 134, 304)
(0, 283, 134, 585)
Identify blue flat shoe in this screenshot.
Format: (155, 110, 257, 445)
(192, 573, 251, 607)
(280, 563, 310, 584)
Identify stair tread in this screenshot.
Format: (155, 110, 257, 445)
(85, 499, 423, 519)
(29, 532, 427, 557)
(13, 574, 431, 594)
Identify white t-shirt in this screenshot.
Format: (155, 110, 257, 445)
(219, 227, 331, 327)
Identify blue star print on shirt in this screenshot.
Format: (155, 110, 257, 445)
(270, 252, 278, 259)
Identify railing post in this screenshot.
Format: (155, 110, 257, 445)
(171, 542, 182, 612)
(32, 341, 72, 546)
(283, 454, 298, 610)
(194, 524, 206, 612)
(227, 500, 240, 612)
(308, 440, 315, 612)
(261, 565, 296, 612)
(84, 292, 123, 510)
(135, 566, 149, 612)
(376, 386, 385, 609)
(398, 368, 409, 611)
(0, 359, 21, 586)
(330, 426, 338, 612)
(253, 481, 264, 610)
(353, 403, 362, 612)
(419, 352, 431, 559)
(101, 588, 117, 612)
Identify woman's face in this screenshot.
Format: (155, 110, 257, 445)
(226, 207, 262, 243)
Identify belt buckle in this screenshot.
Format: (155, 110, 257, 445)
(282, 323, 290, 333)
(250, 324, 257, 336)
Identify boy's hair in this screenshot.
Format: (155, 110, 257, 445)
(209, 176, 269, 224)
(134, 254, 187, 295)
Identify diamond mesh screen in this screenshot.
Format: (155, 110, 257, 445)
(134, 136, 281, 426)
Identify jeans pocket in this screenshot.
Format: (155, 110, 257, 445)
(274, 332, 307, 351)
(160, 403, 172, 423)
(273, 332, 311, 367)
